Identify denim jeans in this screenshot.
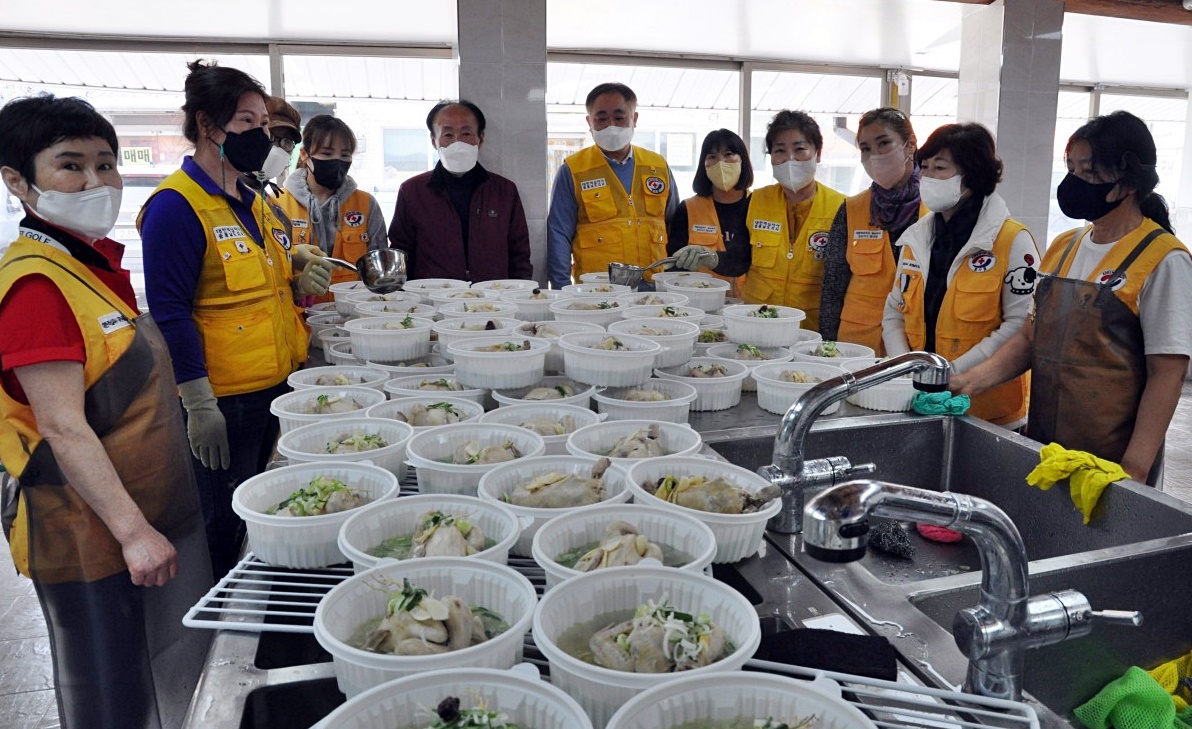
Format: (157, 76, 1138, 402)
(185, 381, 288, 578)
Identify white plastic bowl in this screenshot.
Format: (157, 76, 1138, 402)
(364, 395, 485, 430)
(401, 278, 471, 304)
(578, 272, 610, 283)
(343, 316, 433, 363)
(343, 290, 422, 315)
(532, 565, 762, 728)
(352, 300, 438, 321)
(326, 339, 363, 366)
(531, 502, 717, 590)
(336, 494, 522, 572)
(436, 300, 521, 320)
(305, 301, 339, 317)
(500, 288, 572, 321)
(514, 320, 605, 374)
(479, 403, 603, 455)
(383, 375, 486, 407)
(842, 357, 917, 411)
(331, 280, 370, 316)
(660, 277, 731, 312)
(562, 282, 633, 298)
(307, 312, 346, 349)
(788, 340, 878, 366)
(558, 332, 661, 388)
(566, 419, 702, 469)
(491, 376, 599, 410)
(593, 379, 699, 424)
(427, 287, 504, 307)
(276, 417, 414, 481)
(620, 304, 706, 325)
(607, 318, 699, 369)
(366, 355, 454, 378)
(627, 456, 782, 563)
(313, 558, 537, 698)
(720, 304, 809, 347)
(751, 361, 850, 416)
(605, 671, 878, 729)
(288, 365, 388, 391)
(446, 336, 550, 390)
(406, 422, 547, 495)
(231, 461, 399, 568)
(270, 385, 387, 434)
(651, 271, 713, 289)
(549, 298, 625, 327)
(471, 278, 540, 292)
(654, 357, 750, 411)
(432, 317, 523, 362)
(706, 342, 793, 393)
(614, 291, 690, 308)
(477, 455, 633, 557)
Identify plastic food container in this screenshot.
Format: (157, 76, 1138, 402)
(401, 278, 471, 304)
(720, 303, 809, 347)
(427, 287, 504, 307)
(352, 300, 438, 321)
(276, 416, 414, 481)
(477, 455, 632, 556)
(383, 375, 486, 407)
(326, 340, 363, 366)
(620, 304, 707, 325)
(607, 318, 699, 369)
(751, 361, 850, 416)
(565, 419, 702, 469)
(491, 376, 598, 410)
(531, 501, 717, 590)
(470, 278, 540, 292)
(336, 494, 522, 572)
(478, 403, 603, 455)
(578, 271, 610, 283)
(307, 312, 346, 350)
(405, 422, 547, 495)
(447, 336, 549, 390)
(309, 666, 594, 729)
(364, 395, 485, 431)
(436, 300, 521, 320)
(342, 290, 422, 315)
(288, 365, 388, 391)
(651, 271, 713, 289)
(231, 461, 399, 568)
(788, 340, 878, 366)
(561, 282, 633, 298)
(312, 558, 537, 698)
(270, 385, 387, 434)
(592, 379, 698, 424)
(659, 277, 731, 312)
(843, 357, 916, 411)
(343, 316, 433, 363)
(706, 342, 793, 393)
(305, 301, 338, 316)
(549, 298, 625, 327)
(614, 291, 690, 308)
(432, 317, 523, 362)
(627, 456, 783, 563)
(605, 671, 878, 729)
(514, 320, 605, 374)
(653, 357, 750, 411)
(532, 565, 762, 728)
(366, 355, 454, 378)
(558, 332, 661, 387)
(500, 288, 572, 321)
(331, 280, 370, 316)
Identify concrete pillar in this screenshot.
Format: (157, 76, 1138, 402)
(456, 0, 549, 284)
(958, 0, 1063, 244)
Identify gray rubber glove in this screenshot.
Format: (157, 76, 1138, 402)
(178, 376, 231, 470)
(295, 256, 334, 296)
(674, 245, 717, 271)
(291, 243, 324, 269)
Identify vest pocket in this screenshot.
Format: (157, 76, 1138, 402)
(195, 300, 282, 391)
(750, 239, 781, 270)
(642, 186, 666, 217)
(580, 185, 619, 223)
(848, 238, 887, 275)
(338, 237, 369, 264)
(953, 272, 1001, 323)
(216, 240, 267, 292)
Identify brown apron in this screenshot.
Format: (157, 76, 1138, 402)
(1028, 228, 1165, 482)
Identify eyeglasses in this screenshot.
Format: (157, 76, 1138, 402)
(270, 135, 296, 153)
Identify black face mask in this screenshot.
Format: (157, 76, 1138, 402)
(1056, 173, 1124, 222)
(220, 127, 274, 174)
(309, 158, 351, 191)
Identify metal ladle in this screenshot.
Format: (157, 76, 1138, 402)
(607, 252, 715, 288)
(323, 249, 408, 294)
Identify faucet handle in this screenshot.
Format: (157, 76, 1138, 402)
(1088, 609, 1143, 627)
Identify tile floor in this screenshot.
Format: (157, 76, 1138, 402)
(1, 385, 1191, 728)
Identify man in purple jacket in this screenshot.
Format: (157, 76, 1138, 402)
(387, 100, 533, 282)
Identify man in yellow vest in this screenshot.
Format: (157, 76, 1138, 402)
(547, 82, 678, 289)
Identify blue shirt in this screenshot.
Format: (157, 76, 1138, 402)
(546, 146, 679, 290)
(140, 156, 265, 384)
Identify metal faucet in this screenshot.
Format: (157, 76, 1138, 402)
(804, 480, 1143, 701)
(760, 350, 952, 533)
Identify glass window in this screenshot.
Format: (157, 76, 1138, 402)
(1101, 92, 1187, 212)
(910, 75, 959, 141)
(1046, 90, 1093, 246)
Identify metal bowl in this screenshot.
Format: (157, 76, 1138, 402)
(356, 248, 407, 293)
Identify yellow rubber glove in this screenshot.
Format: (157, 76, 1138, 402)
(1026, 442, 1129, 524)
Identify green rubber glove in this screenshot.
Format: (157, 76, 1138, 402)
(674, 245, 717, 271)
(295, 255, 333, 296)
(178, 376, 230, 470)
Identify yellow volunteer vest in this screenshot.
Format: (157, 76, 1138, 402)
(567, 145, 670, 282)
(275, 188, 374, 290)
(1044, 220, 1185, 317)
(900, 219, 1029, 424)
(683, 194, 745, 297)
(741, 182, 845, 331)
(140, 170, 307, 396)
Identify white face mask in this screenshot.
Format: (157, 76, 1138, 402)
(31, 184, 122, 240)
(592, 124, 634, 153)
(438, 140, 479, 174)
(257, 145, 292, 182)
(862, 143, 910, 190)
(772, 158, 817, 192)
(919, 174, 964, 213)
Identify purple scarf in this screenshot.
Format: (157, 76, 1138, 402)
(869, 164, 921, 233)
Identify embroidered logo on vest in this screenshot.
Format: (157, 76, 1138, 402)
(580, 178, 607, 191)
(1004, 265, 1037, 295)
(644, 176, 666, 194)
(272, 228, 291, 250)
(1097, 269, 1127, 291)
(344, 211, 365, 227)
(968, 251, 996, 273)
(810, 231, 829, 259)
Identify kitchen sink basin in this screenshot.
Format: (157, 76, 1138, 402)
(706, 414, 1192, 585)
(909, 542, 1192, 721)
